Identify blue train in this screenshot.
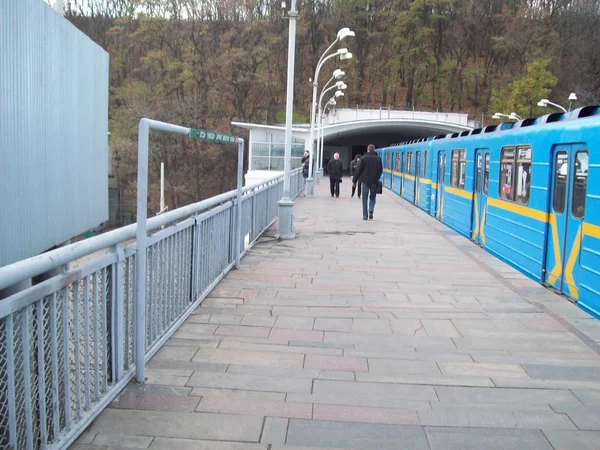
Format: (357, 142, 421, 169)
(377, 106, 600, 319)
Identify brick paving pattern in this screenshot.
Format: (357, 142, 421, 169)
(73, 181, 600, 449)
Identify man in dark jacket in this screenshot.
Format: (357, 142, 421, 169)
(352, 144, 383, 220)
(301, 150, 310, 179)
(327, 153, 343, 198)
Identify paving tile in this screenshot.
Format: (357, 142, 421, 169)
(543, 430, 600, 450)
(192, 348, 303, 368)
(215, 325, 271, 338)
(418, 409, 576, 429)
(209, 314, 244, 325)
(286, 419, 430, 450)
(312, 404, 420, 425)
(351, 319, 392, 334)
(366, 358, 441, 376)
(355, 373, 494, 387)
(260, 418, 288, 445)
(164, 338, 218, 348)
(435, 386, 579, 404)
(269, 328, 324, 343)
(430, 401, 553, 413)
(149, 438, 266, 450)
(189, 387, 285, 401)
(421, 319, 461, 337)
(425, 427, 553, 450)
(144, 369, 192, 387)
(85, 409, 263, 442)
(122, 383, 192, 397)
(550, 405, 600, 430)
(92, 434, 154, 448)
(438, 362, 528, 378)
(491, 377, 600, 390)
(110, 392, 200, 412)
(240, 316, 277, 327)
(173, 324, 218, 340)
(313, 318, 353, 332)
(274, 316, 315, 330)
(572, 389, 600, 406)
(218, 340, 342, 356)
(186, 372, 313, 393)
(304, 354, 368, 372)
(523, 364, 600, 381)
(196, 397, 312, 419)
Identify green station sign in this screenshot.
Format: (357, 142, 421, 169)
(189, 128, 238, 144)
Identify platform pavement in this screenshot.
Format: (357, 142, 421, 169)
(73, 179, 600, 450)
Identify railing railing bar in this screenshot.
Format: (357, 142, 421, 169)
(50, 292, 60, 440)
(61, 288, 71, 431)
(7, 315, 17, 447)
(73, 281, 82, 420)
(22, 307, 34, 450)
(36, 300, 48, 448)
(83, 276, 91, 411)
(100, 266, 108, 392)
(93, 272, 100, 401)
(147, 246, 154, 349)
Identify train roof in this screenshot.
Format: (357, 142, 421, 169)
(378, 105, 600, 151)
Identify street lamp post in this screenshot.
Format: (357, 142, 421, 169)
(276, 0, 298, 240)
(538, 99, 567, 113)
(315, 69, 345, 180)
(305, 27, 354, 197)
(318, 92, 344, 171)
(316, 86, 346, 176)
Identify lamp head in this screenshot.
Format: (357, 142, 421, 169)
(332, 69, 345, 79)
(340, 52, 353, 61)
(569, 92, 578, 101)
(537, 101, 547, 107)
(336, 48, 349, 56)
(492, 113, 501, 120)
(508, 113, 520, 120)
(337, 28, 356, 41)
(335, 80, 344, 88)
(334, 90, 344, 98)
(281, 1, 286, 8)
(539, 99, 549, 105)
(329, 99, 337, 106)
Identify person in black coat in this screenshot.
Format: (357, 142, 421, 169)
(350, 154, 362, 198)
(301, 150, 310, 179)
(352, 144, 383, 220)
(327, 153, 343, 198)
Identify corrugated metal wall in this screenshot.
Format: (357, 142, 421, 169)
(0, 0, 109, 267)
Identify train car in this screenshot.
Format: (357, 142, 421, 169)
(380, 106, 600, 319)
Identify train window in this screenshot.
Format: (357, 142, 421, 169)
(395, 154, 399, 171)
(553, 151, 568, 214)
(408, 152, 413, 175)
(386, 153, 391, 168)
(451, 149, 466, 189)
(424, 151, 428, 176)
(499, 147, 515, 201)
(475, 154, 483, 192)
(515, 146, 532, 205)
(459, 150, 466, 189)
(484, 154, 490, 195)
(572, 150, 588, 218)
(403, 153, 407, 173)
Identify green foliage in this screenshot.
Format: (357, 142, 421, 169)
(488, 59, 558, 119)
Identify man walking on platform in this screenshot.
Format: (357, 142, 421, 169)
(352, 144, 383, 220)
(327, 153, 343, 198)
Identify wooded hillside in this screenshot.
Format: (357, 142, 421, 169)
(61, 0, 600, 221)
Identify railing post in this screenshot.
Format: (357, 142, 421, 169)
(111, 244, 125, 382)
(235, 139, 244, 269)
(191, 214, 200, 301)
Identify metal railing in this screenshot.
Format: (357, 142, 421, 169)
(0, 168, 304, 450)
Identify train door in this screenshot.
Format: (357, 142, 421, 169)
(435, 151, 446, 220)
(470, 149, 490, 245)
(414, 151, 421, 204)
(544, 145, 589, 300)
(390, 153, 394, 191)
(400, 152, 405, 196)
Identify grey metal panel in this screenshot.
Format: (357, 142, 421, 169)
(0, 0, 109, 267)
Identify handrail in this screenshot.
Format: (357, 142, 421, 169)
(0, 169, 300, 291)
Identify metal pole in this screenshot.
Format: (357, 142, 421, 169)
(135, 119, 150, 383)
(160, 162, 165, 214)
(235, 139, 244, 268)
(276, 0, 297, 240)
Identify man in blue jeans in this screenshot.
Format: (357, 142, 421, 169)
(352, 144, 383, 220)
